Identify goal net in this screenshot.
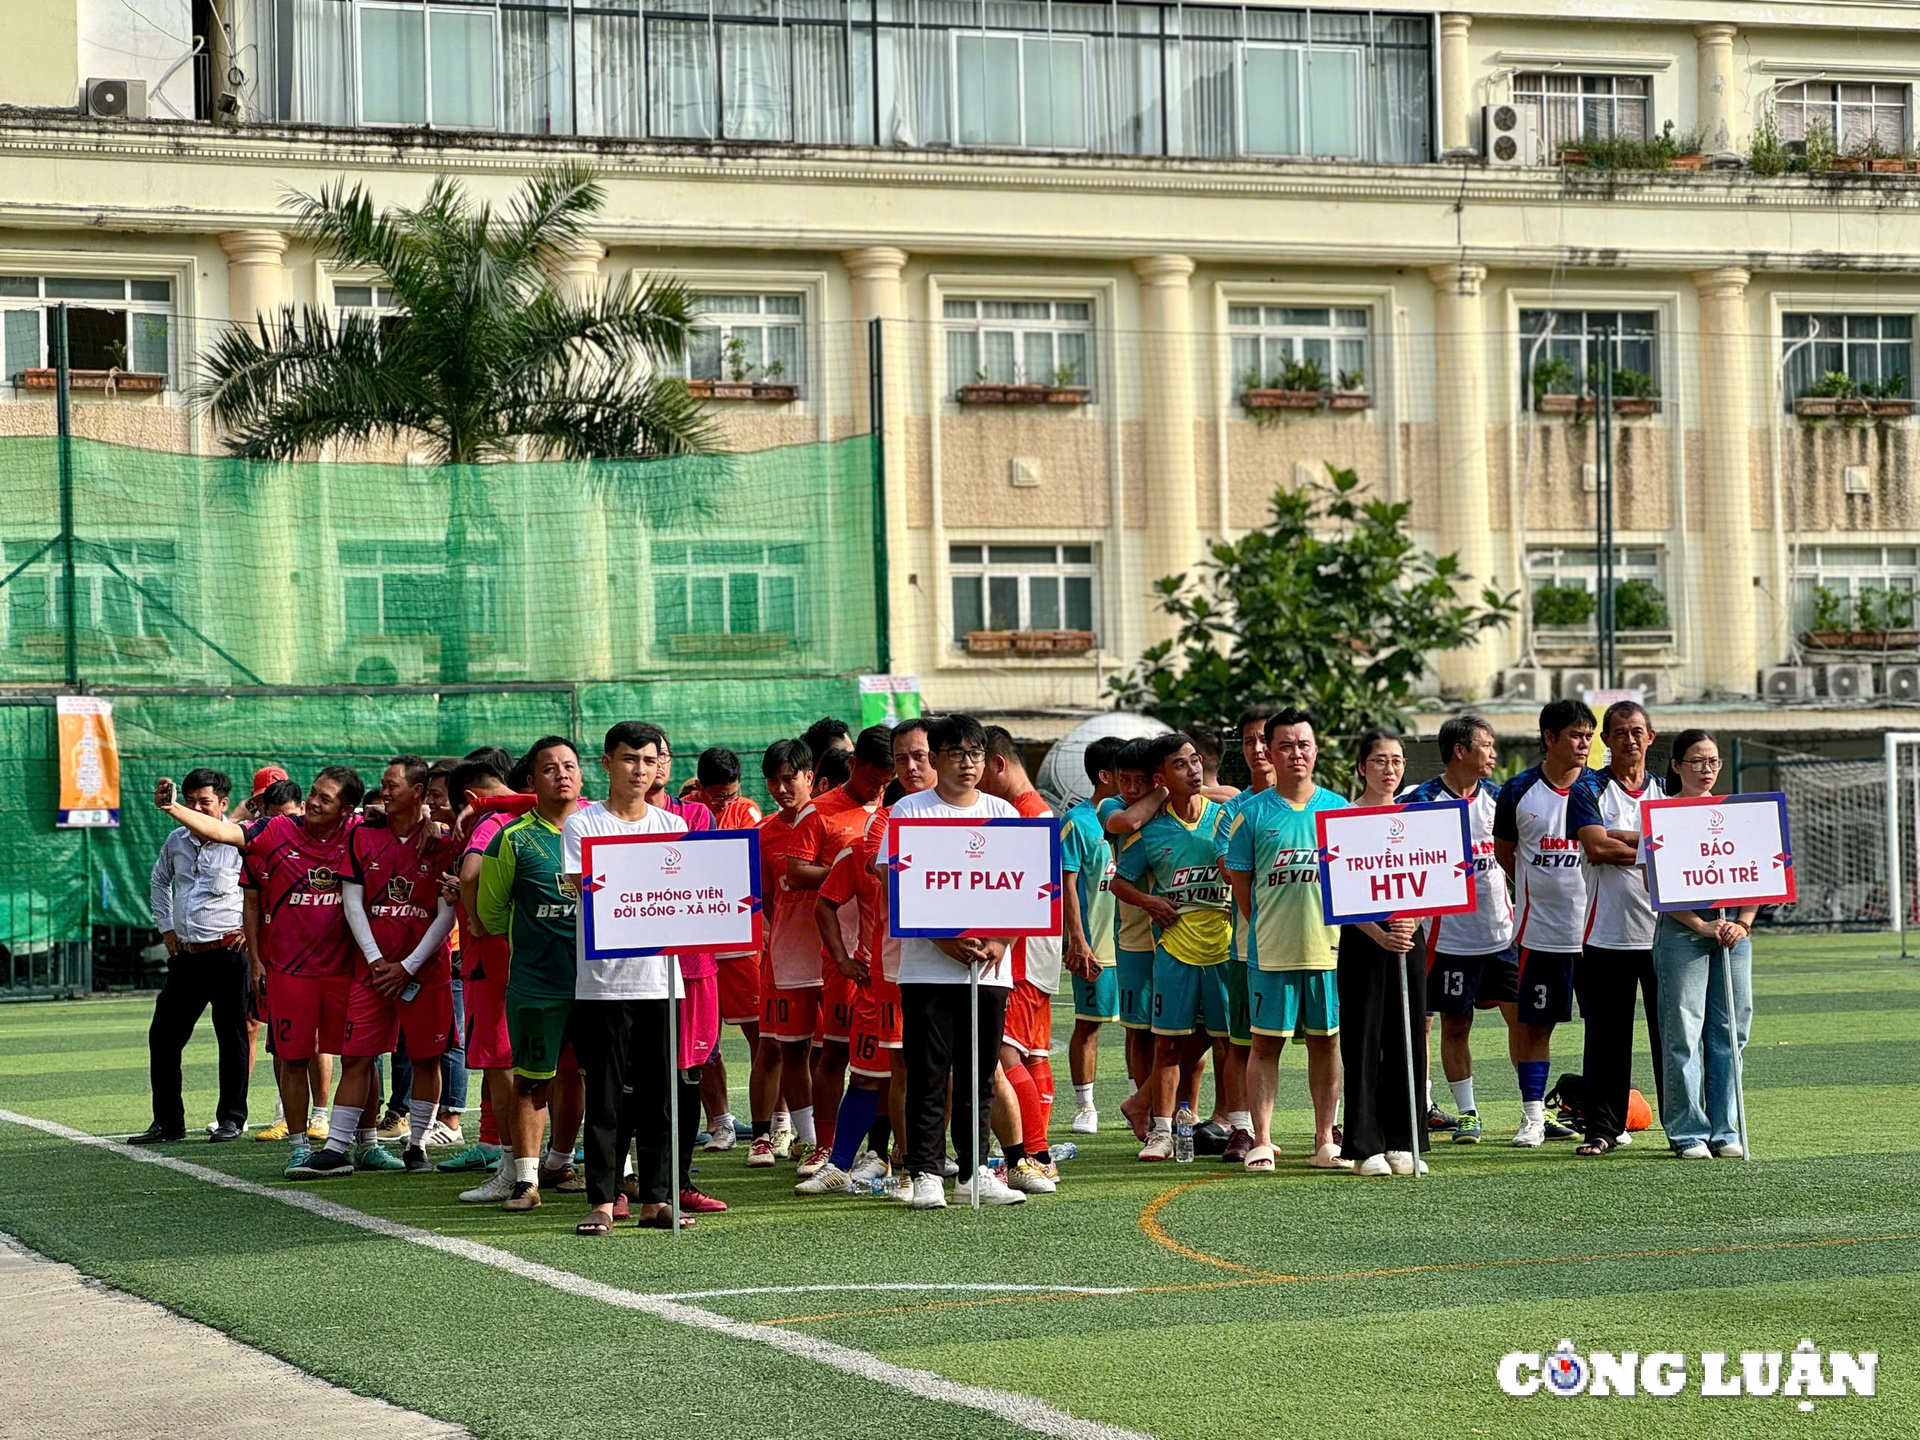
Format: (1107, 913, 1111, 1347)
(1766, 751, 1900, 935)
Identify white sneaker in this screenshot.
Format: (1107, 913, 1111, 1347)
(1070, 1106, 1099, 1135)
(885, 1174, 914, 1203)
(939, 1155, 960, 1178)
(795, 1162, 851, 1195)
(1675, 1142, 1711, 1160)
(770, 1127, 797, 1160)
(702, 1119, 738, 1153)
(1005, 1158, 1057, 1194)
(1615, 1132, 1633, 1147)
(795, 1144, 832, 1180)
(459, 1166, 517, 1203)
(1138, 1130, 1174, 1162)
(203, 1119, 220, 1134)
(1712, 1140, 1745, 1159)
(1356, 1153, 1393, 1176)
(1310, 1142, 1355, 1170)
(847, 1151, 889, 1184)
(954, 1167, 1027, 1206)
(1512, 1118, 1546, 1149)
(910, 1173, 947, 1209)
(422, 1120, 462, 1148)
(1385, 1150, 1429, 1176)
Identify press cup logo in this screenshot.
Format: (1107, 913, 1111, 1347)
(661, 846, 684, 876)
(1387, 818, 1406, 843)
(966, 830, 987, 858)
(1500, 1340, 1876, 1408)
(1708, 808, 1726, 834)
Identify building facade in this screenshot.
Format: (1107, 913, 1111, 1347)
(8, 1, 1920, 724)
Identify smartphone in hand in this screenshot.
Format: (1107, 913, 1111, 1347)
(399, 980, 421, 1003)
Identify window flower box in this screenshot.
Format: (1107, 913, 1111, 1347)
(1243, 388, 1324, 411)
(1871, 158, 1908, 174)
(685, 379, 757, 400)
(1327, 390, 1372, 411)
(749, 382, 799, 402)
(18, 368, 165, 394)
(667, 631, 794, 656)
(1669, 153, 1705, 170)
(1870, 397, 1915, 417)
(1536, 394, 1661, 416)
(1049, 629, 1096, 654)
(1043, 386, 1091, 405)
(1801, 628, 1919, 651)
(956, 383, 1085, 406)
(966, 630, 1013, 655)
(1012, 629, 1057, 654)
(1832, 157, 1867, 173)
(1792, 395, 1911, 419)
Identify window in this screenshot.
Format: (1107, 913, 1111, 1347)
(643, 0, 874, 143)
(1511, 73, 1648, 156)
(1782, 313, 1913, 402)
(1527, 545, 1669, 631)
(953, 32, 1086, 149)
(1229, 304, 1370, 390)
(651, 539, 803, 652)
(1793, 545, 1918, 632)
(944, 299, 1093, 393)
(333, 281, 408, 350)
(0, 276, 174, 385)
(1518, 309, 1658, 408)
(949, 542, 1097, 644)
(684, 293, 805, 388)
(340, 540, 496, 637)
(2, 538, 184, 655)
(1775, 81, 1907, 152)
(357, 2, 498, 127)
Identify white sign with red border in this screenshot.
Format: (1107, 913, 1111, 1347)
(1642, 793, 1795, 912)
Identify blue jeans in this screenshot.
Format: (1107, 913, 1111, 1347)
(1650, 916, 1752, 1149)
(392, 974, 470, 1114)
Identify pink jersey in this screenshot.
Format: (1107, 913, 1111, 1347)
(242, 814, 360, 978)
(349, 819, 460, 985)
(659, 796, 717, 980)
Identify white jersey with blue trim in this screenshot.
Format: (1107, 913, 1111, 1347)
(1566, 768, 1666, 950)
(1493, 764, 1589, 955)
(1398, 776, 1513, 957)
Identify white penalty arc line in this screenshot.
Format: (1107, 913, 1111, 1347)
(0, 1109, 1154, 1440)
(655, 1282, 1137, 1301)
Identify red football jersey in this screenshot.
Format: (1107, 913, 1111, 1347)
(349, 820, 460, 985)
(458, 812, 512, 983)
(821, 804, 897, 980)
(760, 804, 821, 989)
(243, 814, 360, 978)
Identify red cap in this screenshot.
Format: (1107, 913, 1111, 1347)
(251, 765, 290, 798)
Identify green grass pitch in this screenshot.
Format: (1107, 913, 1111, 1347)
(1, 933, 1914, 1438)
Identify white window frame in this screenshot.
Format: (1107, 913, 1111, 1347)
(1510, 71, 1650, 154)
(1228, 303, 1371, 392)
(950, 30, 1091, 151)
(1237, 41, 1364, 159)
(1780, 311, 1915, 404)
(1517, 307, 1660, 410)
(682, 291, 808, 391)
(1526, 543, 1668, 630)
(0, 535, 182, 653)
(339, 540, 496, 638)
(0, 275, 177, 390)
(943, 297, 1096, 394)
(947, 541, 1100, 648)
(1792, 545, 1920, 631)
(1773, 79, 1910, 151)
(353, 1, 503, 130)
(648, 537, 808, 653)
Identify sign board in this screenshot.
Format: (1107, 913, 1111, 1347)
(887, 816, 1061, 938)
(578, 829, 763, 958)
(859, 674, 922, 728)
(57, 695, 120, 827)
(1642, 792, 1795, 912)
(1315, 800, 1478, 925)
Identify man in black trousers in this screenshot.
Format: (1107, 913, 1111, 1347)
(133, 768, 251, 1143)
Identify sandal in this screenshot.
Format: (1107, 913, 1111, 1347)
(1576, 1137, 1618, 1157)
(574, 1215, 613, 1237)
(1242, 1143, 1276, 1174)
(636, 1207, 697, 1230)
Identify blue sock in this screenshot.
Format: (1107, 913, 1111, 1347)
(830, 1086, 882, 1172)
(1517, 1060, 1550, 1104)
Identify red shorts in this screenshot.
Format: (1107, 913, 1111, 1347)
(848, 976, 902, 1079)
(762, 980, 821, 1044)
(816, 966, 853, 1046)
(464, 970, 512, 1070)
(1004, 979, 1054, 1059)
(679, 973, 720, 1068)
(717, 952, 761, 1026)
(343, 975, 454, 1061)
(265, 971, 350, 1063)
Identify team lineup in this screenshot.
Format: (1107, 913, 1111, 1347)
(139, 693, 1754, 1228)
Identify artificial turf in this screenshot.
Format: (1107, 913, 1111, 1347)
(1, 933, 1914, 1438)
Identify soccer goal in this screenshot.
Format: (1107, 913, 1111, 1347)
(1762, 745, 1909, 940)
(1888, 734, 1920, 957)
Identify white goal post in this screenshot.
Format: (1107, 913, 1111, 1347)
(1887, 733, 1920, 959)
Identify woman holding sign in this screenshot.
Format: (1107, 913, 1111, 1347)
(1649, 731, 1755, 1160)
(1336, 731, 1429, 1176)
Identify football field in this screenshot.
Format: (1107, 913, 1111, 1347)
(1, 933, 1913, 1438)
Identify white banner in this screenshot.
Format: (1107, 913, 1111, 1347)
(887, 817, 1062, 938)
(1642, 794, 1795, 912)
(1315, 800, 1477, 924)
(579, 830, 763, 958)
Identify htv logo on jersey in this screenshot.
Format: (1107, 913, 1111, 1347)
(1499, 1340, 1875, 1407)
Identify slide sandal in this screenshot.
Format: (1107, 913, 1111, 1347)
(1242, 1143, 1276, 1173)
(636, 1210, 697, 1230)
(574, 1217, 612, 1237)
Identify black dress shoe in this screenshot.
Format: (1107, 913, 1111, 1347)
(128, 1124, 185, 1145)
(208, 1122, 245, 1143)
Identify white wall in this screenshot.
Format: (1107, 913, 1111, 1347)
(77, 0, 195, 117)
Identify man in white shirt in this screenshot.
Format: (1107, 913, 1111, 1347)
(562, 721, 689, 1234)
(892, 714, 1027, 1209)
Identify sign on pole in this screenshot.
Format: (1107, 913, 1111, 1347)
(1315, 800, 1477, 924)
(578, 829, 763, 958)
(56, 695, 120, 827)
(859, 673, 922, 728)
(1642, 793, 1795, 912)
(887, 817, 1061, 938)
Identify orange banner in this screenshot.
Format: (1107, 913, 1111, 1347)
(57, 695, 120, 827)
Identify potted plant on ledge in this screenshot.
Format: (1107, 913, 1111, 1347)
(1045, 362, 1091, 405)
(1802, 585, 1920, 650)
(752, 357, 798, 403)
(1328, 368, 1371, 410)
(1531, 355, 1582, 413)
(1242, 356, 1329, 413)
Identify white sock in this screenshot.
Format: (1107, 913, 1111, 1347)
(710, 1110, 734, 1133)
(1450, 1078, 1476, 1115)
(1149, 1116, 1172, 1134)
(1424, 1078, 1433, 1109)
(514, 1155, 539, 1185)
(309, 1105, 326, 1125)
(1523, 1099, 1545, 1125)
(408, 1099, 436, 1149)
(792, 1105, 816, 1145)
(544, 1146, 573, 1171)
(322, 1104, 359, 1153)
(1073, 1084, 1095, 1108)
(1229, 1110, 1253, 1132)
(355, 1127, 377, 1147)
(272, 1099, 286, 1126)
(773, 1109, 791, 1132)
(622, 1152, 636, 1178)
(1128, 1078, 1140, 1095)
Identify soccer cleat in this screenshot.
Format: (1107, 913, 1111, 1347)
(795, 1163, 851, 1196)
(702, 1123, 738, 1153)
(1543, 1119, 1579, 1142)
(459, 1167, 517, 1204)
(376, 1111, 408, 1142)
(746, 1136, 777, 1168)
(305, 1116, 329, 1143)
(885, 1174, 914, 1203)
(1711, 1140, 1745, 1159)
(356, 1142, 406, 1172)
(1356, 1154, 1394, 1177)
(538, 1164, 587, 1193)
(795, 1144, 832, 1180)
(1005, 1158, 1057, 1194)
(254, 1120, 290, 1143)
(1070, 1105, 1099, 1135)
(437, 1141, 501, 1173)
(680, 1187, 728, 1214)
(1452, 1111, 1483, 1144)
(1221, 1128, 1255, 1164)
(127, 1124, 186, 1145)
(421, 1120, 462, 1148)
(282, 1145, 311, 1177)
(403, 1144, 434, 1173)
(1426, 1103, 1458, 1132)
(1512, 1118, 1546, 1149)
(286, 1147, 356, 1180)
(770, 1128, 797, 1161)
(1385, 1150, 1429, 1176)
(1137, 1131, 1174, 1162)
(954, 1167, 1027, 1206)
(909, 1173, 948, 1209)
(502, 1180, 541, 1211)
(847, 1151, 890, 1185)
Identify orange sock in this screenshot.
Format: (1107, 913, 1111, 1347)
(479, 1092, 499, 1146)
(1006, 1063, 1046, 1157)
(1030, 1055, 1055, 1149)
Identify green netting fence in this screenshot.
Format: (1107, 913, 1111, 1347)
(0, 434, 884, 977)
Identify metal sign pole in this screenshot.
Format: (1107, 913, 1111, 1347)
(668, 984, 681, 1239)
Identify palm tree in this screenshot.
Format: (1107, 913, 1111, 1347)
(197, 162, 720, 686)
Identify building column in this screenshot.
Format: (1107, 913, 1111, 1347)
(219, 229, 290, 327)
(1428, 263, 1501, 698)
(1132, 255, 1199, 647)
(543, 236, 606, 302)
(1439, 14, 1474, 157)
(843, 247, 910, 673)
(1693, 268, 1759, 697)
(1695, 23, 1739, 158)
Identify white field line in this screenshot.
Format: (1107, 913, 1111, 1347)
(0, 1108, 1154, 1440)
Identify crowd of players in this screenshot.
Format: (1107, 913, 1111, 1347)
(139, 692, 1753, 1227)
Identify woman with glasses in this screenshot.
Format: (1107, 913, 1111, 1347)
(1649, 730, 1754, 1159)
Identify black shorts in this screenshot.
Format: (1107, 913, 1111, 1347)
(1426, 947, 1520, 1016)
(1515, 947, 1578, 1025)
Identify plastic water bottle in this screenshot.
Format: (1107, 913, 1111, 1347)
(860, 1176, 891, 1197)
(1049, 1140, 1079, 1163)
(1174, 1105, 1196, 1164)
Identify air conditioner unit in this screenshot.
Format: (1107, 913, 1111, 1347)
(1558, 668, 1602, 699)
(1822, 662, 1875, 700)
(1886, 664, 1920, 702)
(1761, 665, 1812, 700)
(1482, 103, 1537, 167)
(1501, 667, 1548, 701)
(347, 637, 433, 686)
(84, 77, 147, 120)
(1623, 668, 1671, 704)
